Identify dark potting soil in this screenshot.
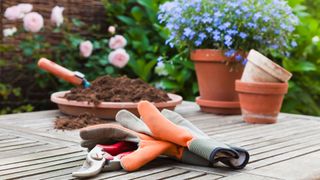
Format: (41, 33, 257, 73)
(55, 112, 106, 130)
(64, 75, 170, 105)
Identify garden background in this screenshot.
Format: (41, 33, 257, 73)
(0, 0, 319, 116)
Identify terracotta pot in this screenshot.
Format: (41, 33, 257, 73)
(235, 80, 288, 124)
(241, 49, 292, 83)
(191, 49, 244, 114)
(51, 91, 183, 119)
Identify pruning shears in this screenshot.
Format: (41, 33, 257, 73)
(72, 141, 137, 178)
(38, 58, 91, 88)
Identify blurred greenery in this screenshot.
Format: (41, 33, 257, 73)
(0, 0, 319, 116)
(279, 0, 320, 115)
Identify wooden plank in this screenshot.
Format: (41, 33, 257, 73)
(164, 170, 206, 180)
(218, 173, 281, 180)
(202, 116, 290, 134)
(83, 171, 127, 180)
(249, 144, 320, 169)
(249, 151, 320, 180)
(249, 132, 320, 155)
(0, 110, 60, 121)
(0, 143, 61, 158)
(189, 173, 222, 180)
(0, 139, 37, 148)
(208, 118, 302, 138)
(0, 151, 85, 171)
(0, 142, 48, 155)
(107, 167, 173, 180)
(249, 137, 320, 163)
(244, 126, 320, 150)
(20, 166, 80, 180)
(0, 137, 27, 144)
(0, 127, 79, 146)
(0, 135, 17, 141)
(0, 155, 84, 176)
(0, 147, 83, 166)
(1, 160, 83, 179)
(134, 168, 188, 180)
(208, 121, 319, 145)
(170, 163, 239, 177)
(230, 124, 320, 147)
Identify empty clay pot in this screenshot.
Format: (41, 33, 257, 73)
(191, 49, 244, 114)
(235, 80, 288, 124)
(241, 49, 292, 83)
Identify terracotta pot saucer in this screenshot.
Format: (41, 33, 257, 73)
(195, 97, 241, 115)
(51, 91, 183, 119)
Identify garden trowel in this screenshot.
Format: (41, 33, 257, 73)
(38, 58, 91, 88)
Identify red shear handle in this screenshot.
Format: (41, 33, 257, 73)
(97, 141, 137, 156)
(38, 58, 83, 86)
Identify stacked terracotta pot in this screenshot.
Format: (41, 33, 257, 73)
(235, 49, 292, 124)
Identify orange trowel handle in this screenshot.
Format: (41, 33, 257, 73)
(38, 58, 83, 86)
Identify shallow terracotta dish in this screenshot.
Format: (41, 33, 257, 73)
(51, 91, 183, 119)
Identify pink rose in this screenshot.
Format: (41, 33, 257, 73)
(109, 35, 127, 49)
(4, 6, 23, 20)
(23, 12, 44, 33)
(17, 3, 33, 14)
(51, 6, 64, 27)
(4, 4, 33, 21)
(108, 49, 130, 68)
(80, 41, 93, 58)
(108, 26, 116, 34)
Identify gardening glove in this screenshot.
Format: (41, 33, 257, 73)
(80, 124, 184, 171)
(137, 101, 250, 169)
(116, 110, 210, 166)
(161, 109, 250, 169)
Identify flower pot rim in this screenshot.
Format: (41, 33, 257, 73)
(196, 96, 240, 108)
(235, 80, 288, 94)
(190, 49, 244, 62)
(247, 49, 292, 82)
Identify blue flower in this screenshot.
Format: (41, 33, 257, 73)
(263, 16, 270, 22)
(242, 58, 248, 65)
(225, 49, 236, 57)
(195, 40, 202, 46)
(206, 27, 213, 32)
(239, 32, 248, 39)
(227, 29, 238, 35)
(224, 35, 233, 46)
(214, 11, 222, 17)
(261, 27, 267, 32)
(157, 56, 164, 62)
(253, 12, 262, 21)
(199, 33, 207, 40)
(183, 28, 195, 39)
(235, 54, 243, 61)
(247, 22, 257, 28)
(235, 9, 242, 15)
(291, 41, 297, 47)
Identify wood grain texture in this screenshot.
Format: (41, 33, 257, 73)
(0, 102, 319, 179)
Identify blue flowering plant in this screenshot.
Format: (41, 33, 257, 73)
(158, 0, 299, 63)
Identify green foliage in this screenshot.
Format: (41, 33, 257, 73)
(1, 0, 319, 116)
(279, 0, 320, 115)
(1, 0, 198, 114)
(101, 0, 197, 99)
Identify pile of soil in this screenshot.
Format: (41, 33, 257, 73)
(55, 112, 106, 130)
(64, 75, 170, 105)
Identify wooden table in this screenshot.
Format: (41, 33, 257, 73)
(0, 101, 320, 180)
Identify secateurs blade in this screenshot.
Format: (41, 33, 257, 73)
(72, 141, 137, 178)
